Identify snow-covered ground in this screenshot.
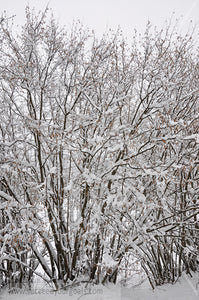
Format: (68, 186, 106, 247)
(1, 273, 199, 300)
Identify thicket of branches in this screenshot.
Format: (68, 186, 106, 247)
(0, 7, 198, 291)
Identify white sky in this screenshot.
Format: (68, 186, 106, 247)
(1, 0, 199, 39)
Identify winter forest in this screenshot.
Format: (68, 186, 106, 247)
(0, 6, 199, 293)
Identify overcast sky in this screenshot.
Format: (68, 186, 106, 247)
(2, 0, 199, 39)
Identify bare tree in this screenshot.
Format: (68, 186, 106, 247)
(0, 8, 198, 290)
